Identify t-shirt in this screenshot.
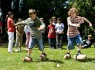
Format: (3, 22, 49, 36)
(7, 18, 15, 32)
(24, 25, 31, 34)
(55, 23, 64, 34)
(82, 39, 94, 47)
(41, 22, 45, 33)
(21, 17, 42, 39)
(47, 24, 56, 38)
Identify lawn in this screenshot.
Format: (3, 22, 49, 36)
(0, 44, 95, 70)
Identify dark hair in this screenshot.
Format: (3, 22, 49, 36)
(7, 11, 13, 17)
(57, 18, 61, 20)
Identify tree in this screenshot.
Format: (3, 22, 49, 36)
(67, 0, 95, 39)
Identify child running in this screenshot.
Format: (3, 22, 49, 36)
(66, 7, 92, 59)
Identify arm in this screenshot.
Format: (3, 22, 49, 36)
(83, 17, 92, 26)
(16, 26, 21, 35)
(67, 17, 80, 27)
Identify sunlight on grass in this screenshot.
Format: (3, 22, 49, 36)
(0, 45, 95, 70)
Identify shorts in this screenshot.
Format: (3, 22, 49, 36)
(67, 34, 82, 50)
(28, 37, 44, 51)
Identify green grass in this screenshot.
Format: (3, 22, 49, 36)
(0, 45, 95, 70)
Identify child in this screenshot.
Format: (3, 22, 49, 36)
(52, 16, 57, 25)
(55, 18, 64, 49)
(66, 7, 92, 58)
(24, 25, 31, 50)
(14, 18, 25, 52)
(40, 18, 46, 45)
(7, 11, 15, 53)
(81, 35, 94, 48)
(17, 9, 47, 60)
(47, 18, 56, 49)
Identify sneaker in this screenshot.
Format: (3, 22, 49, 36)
(40, 53, 48, 61)
(8, 51, 13, 53)
(64, 53, 71, 59)
(23, 56, 32, 62)
(15, 49, 19, 52)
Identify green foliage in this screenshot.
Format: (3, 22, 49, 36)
(68, 0, 95, 39)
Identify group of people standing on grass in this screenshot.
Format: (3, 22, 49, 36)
(6, 7, 93, 60)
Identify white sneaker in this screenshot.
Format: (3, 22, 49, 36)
(25, 48, 28, 50)
(15, 49, 19, 52)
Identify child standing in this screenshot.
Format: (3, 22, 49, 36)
(55, 18, 64, 49)
(47, 19, 56, 49)
(40, 18, 46, 45)
(66, 8, 92, 58)
(14, 18, 25, 52)
(7, 11, 15, 53)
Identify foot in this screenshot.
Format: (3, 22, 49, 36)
(15, 49, 19, 52)
(40, 53, 48, 61)
(23, 56, 32, 62)
(64, 53, 71, 59)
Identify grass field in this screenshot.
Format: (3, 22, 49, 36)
(0, 44, 95, 70)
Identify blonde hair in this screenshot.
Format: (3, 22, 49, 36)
(68, 8, 78, 16)
(88, 35, 92, 39)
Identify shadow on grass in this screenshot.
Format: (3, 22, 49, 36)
(29, 59, 64, 64)
(87, 58, 95, 63)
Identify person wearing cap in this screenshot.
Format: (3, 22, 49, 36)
(17, 9, 47, 60)
(55, 18, 64, 49)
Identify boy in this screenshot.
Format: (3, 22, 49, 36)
(40, 18, 46, 45)
(81, 35, 94, 48)
(15, 18, 25, 52)
(47, 18, 56, 49)
(66, 7, 92, 59)
(18, 9, 47, 61)
(55, 18, 64, 49)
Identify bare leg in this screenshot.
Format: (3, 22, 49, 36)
(28, 48, 32, 57)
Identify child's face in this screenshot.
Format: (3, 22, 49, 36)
(29, 12, 36, 19)
(88, 37, 92, 40)
(49, 21, 53, 24)
(70, 11, 77, 18)
(57, 20, 61, 23)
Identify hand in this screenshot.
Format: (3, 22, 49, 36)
(89, 23, 92, 27)
(77, 24, 80, 27)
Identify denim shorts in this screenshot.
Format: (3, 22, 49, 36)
(28, 37, 44, 51)
(67, 34, 82, 50)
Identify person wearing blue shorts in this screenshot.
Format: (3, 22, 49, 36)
(66, 7, 92, 59)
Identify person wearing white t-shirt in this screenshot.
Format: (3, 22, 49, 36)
(55, 18, 64, 49)
(24, 25, 31, 50)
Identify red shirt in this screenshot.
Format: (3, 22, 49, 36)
(47, 24, 56, 38)
(0, 22, 2, 33)
(7, 18, 15, 32)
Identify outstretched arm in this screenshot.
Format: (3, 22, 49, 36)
(83, 17, 92, 26)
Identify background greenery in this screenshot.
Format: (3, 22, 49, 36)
(0, 0, 95, 40)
